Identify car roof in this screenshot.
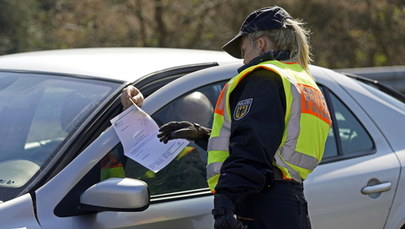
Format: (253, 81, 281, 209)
(0, 47, 239, 82)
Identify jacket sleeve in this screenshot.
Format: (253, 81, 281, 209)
(214, 69, 286, 205)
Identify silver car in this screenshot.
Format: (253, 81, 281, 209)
(0, 48, 404, 229)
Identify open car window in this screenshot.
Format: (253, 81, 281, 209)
(99, 81, 226, 197)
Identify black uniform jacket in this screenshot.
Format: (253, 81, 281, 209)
(215, 55, 287, 205)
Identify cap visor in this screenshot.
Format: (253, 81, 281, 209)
(222, 32, 244, 59)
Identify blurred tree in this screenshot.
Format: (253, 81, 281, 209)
(364, 0, 405, 66)
(0, 0, 45, 54)
(305, 0, 405, 68)
(0, 0, 403, 68)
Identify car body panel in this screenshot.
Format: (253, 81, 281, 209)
(305, 67, 401, 229)
(385, 154, 405, 229)
(0, 193, 41, 229)
(306, 153, 400, 229)
(89, 196, 213, 229)
(33, 126, 119, 228)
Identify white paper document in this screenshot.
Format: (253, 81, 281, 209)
(110, 104, 189, 173)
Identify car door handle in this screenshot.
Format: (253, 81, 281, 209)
(361, 182, 392, 195)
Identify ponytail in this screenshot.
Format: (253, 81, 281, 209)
(286, 18, 312, 71)
(248, 18, 312, 71)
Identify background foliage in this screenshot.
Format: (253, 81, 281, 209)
(0, 0, 403, 68)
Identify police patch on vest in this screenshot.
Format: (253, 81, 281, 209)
(233, 98, 253, 120)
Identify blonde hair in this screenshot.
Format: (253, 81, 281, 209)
(248, 18, 312, 70)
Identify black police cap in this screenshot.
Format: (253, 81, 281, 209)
(222, 6, 292, 58)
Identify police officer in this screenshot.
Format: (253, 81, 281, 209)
(157, 6, 331, 229)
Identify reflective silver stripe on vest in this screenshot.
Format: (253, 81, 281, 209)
(207, 136, 229, 152)
(206, 162, 223, 180)
(208, 116, 231, 151)
(276, 74, 301, 182)
(280, 148, 319, 171)
(274, 152, 302, 182)
(206, 126, 230, 179)
(207, 87, 232, 180)
(275, 74, 319, 181)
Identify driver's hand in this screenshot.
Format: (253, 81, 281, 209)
(121, 85, 144, 109)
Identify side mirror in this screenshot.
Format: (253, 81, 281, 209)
(80, 178, 149, 212)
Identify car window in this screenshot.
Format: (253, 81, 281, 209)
(322, 88, 374, 160)
(101, 81, 226, 196)
(0, 72, 118, 200)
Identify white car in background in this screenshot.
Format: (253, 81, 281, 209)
(0, 48, 404, 229)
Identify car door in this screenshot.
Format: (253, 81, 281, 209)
(305, 68, 400, 229)
(92, 83, 228, 229)
(32, 64, 238, 229)
(92, 65, 237, 229)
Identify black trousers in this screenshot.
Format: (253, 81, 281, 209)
(237, 181, 312, 229)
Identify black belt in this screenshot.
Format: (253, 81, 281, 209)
(273, 167, 284, 181)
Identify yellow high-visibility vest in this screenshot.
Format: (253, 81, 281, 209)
(207, 60, 332, 192)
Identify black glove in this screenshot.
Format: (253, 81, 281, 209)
(157, 121, 211, 143)
(212, 194, 247, 229)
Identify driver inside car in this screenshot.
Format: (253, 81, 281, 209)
(100, 87, 213, 181)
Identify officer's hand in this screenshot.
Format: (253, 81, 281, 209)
(212, 194, 246, 229)
(157, 121, 211, 143)
(121, 85, 144, 109)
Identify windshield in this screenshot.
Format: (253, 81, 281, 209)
(0, 72, 118, 194)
